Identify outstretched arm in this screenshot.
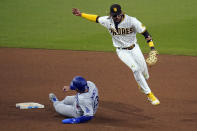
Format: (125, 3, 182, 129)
(72, 8, 99, 23)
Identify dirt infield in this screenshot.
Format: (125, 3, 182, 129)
(0, 48, 197, 131)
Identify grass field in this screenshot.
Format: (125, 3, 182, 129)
(0, 0, 197, 55)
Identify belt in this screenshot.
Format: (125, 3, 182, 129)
(117, 44, 135, 50)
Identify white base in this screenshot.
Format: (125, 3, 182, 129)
(16, 102, 44, 109)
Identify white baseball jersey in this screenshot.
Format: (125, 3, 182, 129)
(53, 81, 99, 118)
(98, 14, 146, 48)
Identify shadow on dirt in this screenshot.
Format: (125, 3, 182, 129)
(92, 100, 154, 128)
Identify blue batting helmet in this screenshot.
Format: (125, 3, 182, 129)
(70, 76, 88, 92)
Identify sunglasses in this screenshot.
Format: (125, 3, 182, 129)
(112, 14, 121, 18)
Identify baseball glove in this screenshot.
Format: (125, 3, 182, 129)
(146, 50, 159, 66)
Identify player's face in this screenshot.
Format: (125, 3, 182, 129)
(112, 14, 122, 22)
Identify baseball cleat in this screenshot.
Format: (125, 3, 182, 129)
(147, 92, 160, 105)
(49, 93, 58, 103)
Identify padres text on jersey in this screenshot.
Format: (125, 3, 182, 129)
(109, 28, 134, 35)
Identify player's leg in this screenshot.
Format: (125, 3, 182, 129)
(53, 101, 80, 118)
(143, 64, 149, 80)
(116, 49, 138, 72)
(131, 44, 160, 105)
(49, 93, 80, 117)
(133, 70, 151, 94)
(116, 48, 151, 94)
(116, 48, 159, 105)
(132, 44, 149, 80)
(63, 96, 76, 105)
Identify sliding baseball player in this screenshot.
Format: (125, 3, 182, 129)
(49, 76, 99, 124)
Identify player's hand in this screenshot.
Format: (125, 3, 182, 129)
(63, 86, 71, 92)
(72, 8, 81, 16)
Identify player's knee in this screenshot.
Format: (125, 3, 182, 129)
(133, 71, 140, 81)
(63, 96, 75, 105)
(130, 65, 139, 73)
(144, 73, 149, 80)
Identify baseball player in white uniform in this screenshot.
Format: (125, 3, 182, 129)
(49, 76, 99, 124)
(72, 4, 160, 105)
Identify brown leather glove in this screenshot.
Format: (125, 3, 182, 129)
(146, 50, 159, 66)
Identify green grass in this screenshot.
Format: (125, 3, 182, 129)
(0, 0, 197, 55)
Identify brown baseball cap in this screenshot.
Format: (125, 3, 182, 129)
(110, 4, 122, 16)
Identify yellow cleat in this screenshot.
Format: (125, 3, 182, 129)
(147, 92, 160, 105)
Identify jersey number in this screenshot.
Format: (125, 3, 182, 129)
(94, 96, 99, 110)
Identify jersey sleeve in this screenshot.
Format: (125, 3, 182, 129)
(81, 13, 99, 22)
(132, 17, 146, 33)
(79, 99, 94, 116)
(97, 16, 109, 28)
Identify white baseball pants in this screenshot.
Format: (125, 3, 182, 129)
(53, 96, 81, 118)
(116, 44, 151, 94)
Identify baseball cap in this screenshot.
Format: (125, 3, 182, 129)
(110, 4, 122, 16)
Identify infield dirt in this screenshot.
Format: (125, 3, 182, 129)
(0, 48, 197, 131)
